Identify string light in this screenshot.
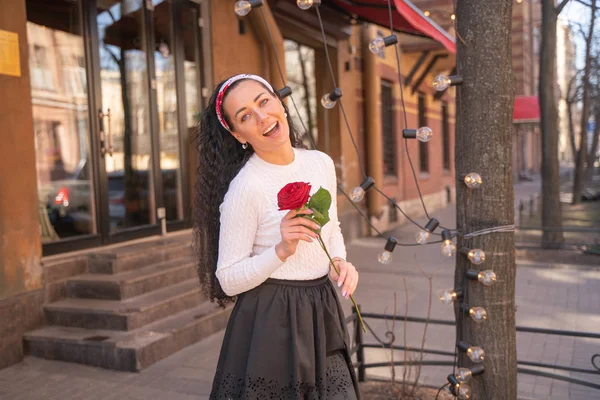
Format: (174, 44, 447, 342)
(455, 365, 484, 383)
(416, 218, 439, 244)
(465, 305, 488, 323)
(463, 172, 482, 188)
(433, 74, 463, 91)
(450, 14, 456, 20)
(457, 341, 485, 363)
(234, 0, 262, 16)
(460, 247, 486, 265)
(378, 237, 398, 264)
(439, 289, 463, 305)
(466, 269, 497, 286)
(297, 0, 320, 10)
(321, 88, 342, 109)
(277, 86, 292, 99)
(447, 374, 472, 399)
(402, 127, 433, 142)
(369, 34, 398, 54)
(424, 10, 431, 16)
(441, 229, 456, 257)
(350, 177, 374, 202)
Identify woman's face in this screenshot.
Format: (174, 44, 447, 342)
(222, 80, 291, 154)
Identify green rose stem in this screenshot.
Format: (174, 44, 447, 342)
(316, 234, 367, 333)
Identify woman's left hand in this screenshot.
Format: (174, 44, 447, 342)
(330, 258, 359, 300)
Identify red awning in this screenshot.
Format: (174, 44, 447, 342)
(513, 96, 540, 123)
(331, 0, 456, 53)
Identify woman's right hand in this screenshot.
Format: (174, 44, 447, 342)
(275, 209, 321, 261)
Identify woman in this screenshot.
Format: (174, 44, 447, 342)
(194, 73, 360, 399)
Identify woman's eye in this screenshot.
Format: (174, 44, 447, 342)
(260, 98, 269, 106)
(241, 114, 250, 122)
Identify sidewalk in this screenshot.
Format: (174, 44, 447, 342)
(1, 176, 599, 400)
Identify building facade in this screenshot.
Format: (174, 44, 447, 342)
(0, 0, 456, 369)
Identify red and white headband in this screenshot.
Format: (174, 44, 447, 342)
(215, 74, 275, 131)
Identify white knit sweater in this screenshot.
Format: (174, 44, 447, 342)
(216, 148, 346, 296)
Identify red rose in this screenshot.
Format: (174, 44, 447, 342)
(277, 182, 312, 211)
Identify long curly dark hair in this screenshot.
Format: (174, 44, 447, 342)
(193, 77, 305, 306)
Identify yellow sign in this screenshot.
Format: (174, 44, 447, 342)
(0, 29, 21, 77)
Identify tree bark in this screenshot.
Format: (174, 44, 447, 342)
(572, 0, 597, 203)
(588, 112, 600, 177)
(567, 99, 578, 162)
(454, 1, 517, 399)
(539, 0, 565, 247)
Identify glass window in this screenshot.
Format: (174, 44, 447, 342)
(27, 0, 97, 242)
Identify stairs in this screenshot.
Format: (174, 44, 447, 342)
(24, 236, 231, 372)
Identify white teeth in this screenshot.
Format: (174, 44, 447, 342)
(263, 122, 278, 136)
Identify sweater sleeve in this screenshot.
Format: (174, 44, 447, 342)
(216, 176, 284, 296)
(323, 154, 347, 260)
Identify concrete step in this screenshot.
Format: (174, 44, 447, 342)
(67, 256, 196, 300)
(45, 279, 204, 331)
(25, 301, 232, 372)
(88, 237, 193, 275)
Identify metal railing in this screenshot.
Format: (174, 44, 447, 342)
(346, 308, 600, 391)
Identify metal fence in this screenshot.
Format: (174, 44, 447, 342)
(346, 308, 600, 391)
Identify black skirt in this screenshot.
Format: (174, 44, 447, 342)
(210, 275, 360, 400)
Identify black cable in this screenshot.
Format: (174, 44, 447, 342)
(315, 7, 368, 179)
(435, 383, 451, 400)
(259, 8, 314, 146)
(384, 0, 436, 224)
(257, 3, 458, 241)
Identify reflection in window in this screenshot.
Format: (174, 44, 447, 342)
(284, 39, 317, 147)
(27, 0, 96, 241)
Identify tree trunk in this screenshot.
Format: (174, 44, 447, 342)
(454, 1, 517, 399)
(572, 0, 597, 204)
(567, 100, 577, 162)
(539, 0, 565, 247)
(586, 108, 600, 180)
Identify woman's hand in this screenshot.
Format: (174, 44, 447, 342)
(275, 209, 321, 261)
(330, 258, 359, 300)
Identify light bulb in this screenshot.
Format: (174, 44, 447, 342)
(469, 307, 488, 323)
(378, 237, 397, 264)
(424, 10, 431, 16)
(234, 0, 252, 16)
(433, 74, 452, 91)
(441, 241, 456, 257)
(321, 93, 336, 109)
(369, 37, 385, 54)
(350, 186, 365, 202)
(466, 346, 485, 363)
(350, 177, 374, 203)
(368, 34, 397, 54)
(416, 126, 433, 142)
(297, 0, 318, 10)
(439, 289, 459, 305)
(456, 383, 472, 399)
(441, 230, 456, 257)
(478, 270, 497, 286)
(433, 74, 463, 91)
(450, 14, 456, 21)
(321, 88, 341, 109)
(378, 250, 392, 264)
(467, 249, 486, 265)
(464, 172, 482, 188)
(416, 230, 430, 244)
(455, 368, 473, 383)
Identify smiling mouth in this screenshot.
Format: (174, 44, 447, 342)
(262, 121, 280, 137)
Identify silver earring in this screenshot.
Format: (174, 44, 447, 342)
(241, 142, 248, 150)
(284, 112, 288, 117)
